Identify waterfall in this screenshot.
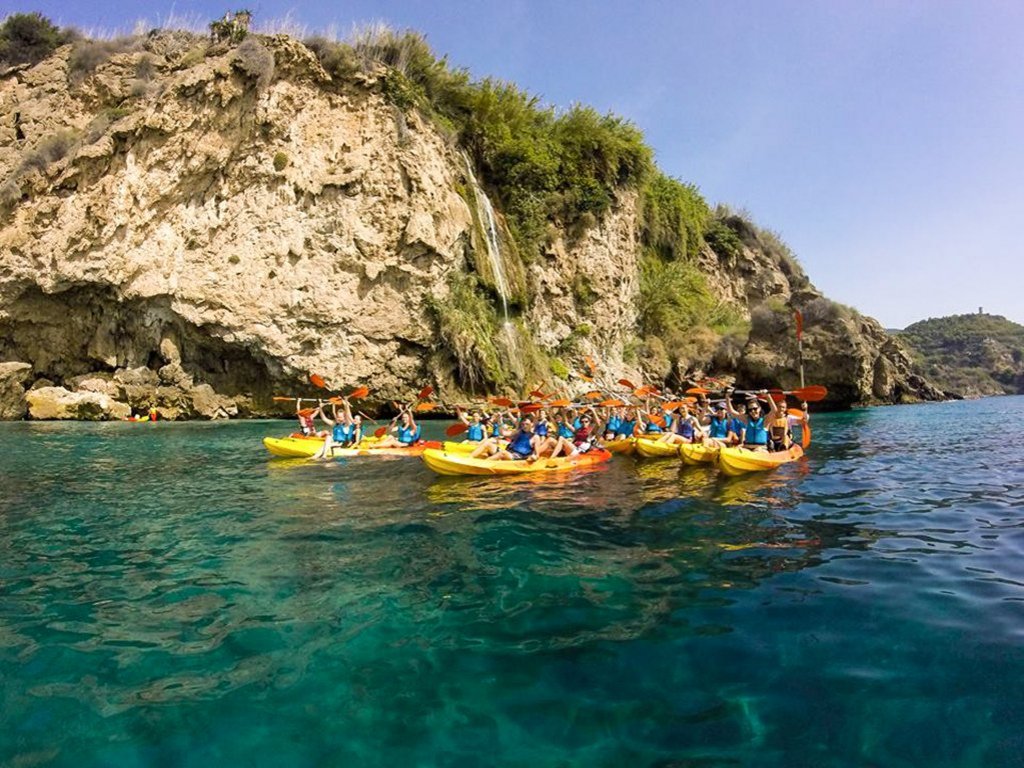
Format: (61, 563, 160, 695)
(463, 154, 522, 378)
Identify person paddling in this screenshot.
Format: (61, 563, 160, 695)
(375, 407, 421, 449)
(485, 415, 541, 462)
(725, 388, 779, 452)
(704, 401, 743, 448)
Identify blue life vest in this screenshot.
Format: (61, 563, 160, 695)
(606, 416, 622, 433)
(663, 413, 674, 430)
(333, 424, 348, 442)
(557, 423, 574, 439)
(491, 422, 503, 438)
(397, 424, 421, 444)
(677, 419, 696, 440)
(572, 417, 582, 429)
(616, 420, 635, 438)
(646, 420, 664, 434)
(508, 430, 534, 457)
(708, 416, 730, 439)
(745, 416, 768, 445)
(467, 423, 484, 441)
(535, 422, 549, 437)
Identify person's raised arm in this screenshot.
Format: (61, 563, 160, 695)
(724, 388, 740, 419)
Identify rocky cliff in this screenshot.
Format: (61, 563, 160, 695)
(0, 29, 940, 419)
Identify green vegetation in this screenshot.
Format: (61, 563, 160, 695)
(897, 313, 1024, 395)
(428, 273, 508, 392)
(273, 152, 288, 172)
(0, 12, 75, 68)
(640, 173, 709, 261)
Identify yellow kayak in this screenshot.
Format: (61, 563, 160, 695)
(680, 443, 720, 466)
(422, 447, 613, 476)
(604, 437, 636, 455)
(262, 434, 384, 458)
(634, 437, 680, 458)
(442, 440, 508, 454)
(718, 445, 805, 476)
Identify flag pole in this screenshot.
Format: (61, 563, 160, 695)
(795, 310, 805, 389)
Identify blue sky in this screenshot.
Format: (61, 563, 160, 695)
(9, 0, 1023, 327)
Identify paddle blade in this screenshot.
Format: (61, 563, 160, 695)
(585, 355, 597, 373)
(686, 387, 710, 395)
(272, 396, 295, 402)
(584, 391, 603, 400)
(770, 392, 787, 404)
(793, 385, 828, 402)
(599, 398, 624, 407)
(297, 407, 317, 417)
(415, 402, 437, 412)
(787, 408, 807, 418)
(374, 426, 388, 438)
(491, 397, 514, 408)
(446, 422, 469, 437)
(648, 413, 666, 428)
(662, 400, 683, 410)
(349, 386, 370, 400)
(549, 398, 571, 408)
(519, 403, 543, 414)
(618, 378, 637, 389)
(418, 386, 434, 400)
(801, 420, 812, 449)
(310, 374, 327, 389)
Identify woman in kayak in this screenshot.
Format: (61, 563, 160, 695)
(643, 402, 673, 435)
(456, 406, 488, 442)
(549, 409, 601, 459)
(704, 401, 743, 447)
(657, 402, 703, 446)
(486, 415, 541, 462)
(294, 398, 326, 437)
(311, 398, 363, 459)
(375, 408, 421, 449)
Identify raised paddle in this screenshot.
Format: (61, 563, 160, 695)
(491, 396, 515, 407)
(446, 422, 469, 437)
(618, 378, 637, 389)
(415, 402, 437, 412)
(349, 386, 370, 400)
(310, 373, 328, 389)
(584, 391, 604, 400)
(417, 386, 434, 400)
(374, 426, 388, 438)
(548, 398, 571, 408)
(685, 387, 711, 395)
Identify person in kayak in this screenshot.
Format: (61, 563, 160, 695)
(725, 388, 779, 451)
(704, 401, 743, 447)
(310, 398, 360, 459)
(643, 402, 673, 435)
(657, 402, 703, 446)
(549, 409, 600, 459)
(603, 407, 624, 441)
(456, 406, 488, 442)
(615, 407, 642, 439)
(486, 415, 541, 462)
(375, 408, 421, 449)
(294, 398, 324, 437)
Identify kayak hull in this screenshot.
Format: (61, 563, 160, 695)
(634, 437, 680, 458)
(718, 445, 804, 476)
(604, 437, 636, 455)
(422, 448, 613, 476)
(442, 440, 507, 454)
(680, 443, 720, 465)
(262, 434, 405, 458)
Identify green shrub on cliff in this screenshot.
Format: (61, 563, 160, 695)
(640, 173, 709, 261)
(0, 12, 75, 68)
(428, 273, 508, 392)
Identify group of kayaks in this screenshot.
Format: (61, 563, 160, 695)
(262, 432, 805, 477)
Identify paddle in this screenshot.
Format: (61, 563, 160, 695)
(491, 397, 514, 407)
(310, 373, 328, 389)
(374, 426, 388, 438)
(548, 398, 571, 408)
(418, 386, 434, 400)
(446, 422, 469, 437)
(273, 396, 298, 402)
(686, 387, 711, 395)
(802, 420, 812, 449)
(618, 378, 637, 390)
(349, 386, 370, 400)
(599, 398, 625, 408)
(415, 402, 437, 412)
(584, 391, 604, 400)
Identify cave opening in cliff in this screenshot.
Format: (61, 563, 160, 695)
(0, 285, 277, 400)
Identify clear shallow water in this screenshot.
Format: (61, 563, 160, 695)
(2, 398, 1023, 767)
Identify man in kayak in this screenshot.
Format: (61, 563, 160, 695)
(725, 388, 779, 451)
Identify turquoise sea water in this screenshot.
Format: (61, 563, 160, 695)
(2, 397, 1024, 767)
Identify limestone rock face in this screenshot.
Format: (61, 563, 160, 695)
(26, 386, 131, 420)
(0, 361, 32, 419)
(0, 33, 942, 416)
